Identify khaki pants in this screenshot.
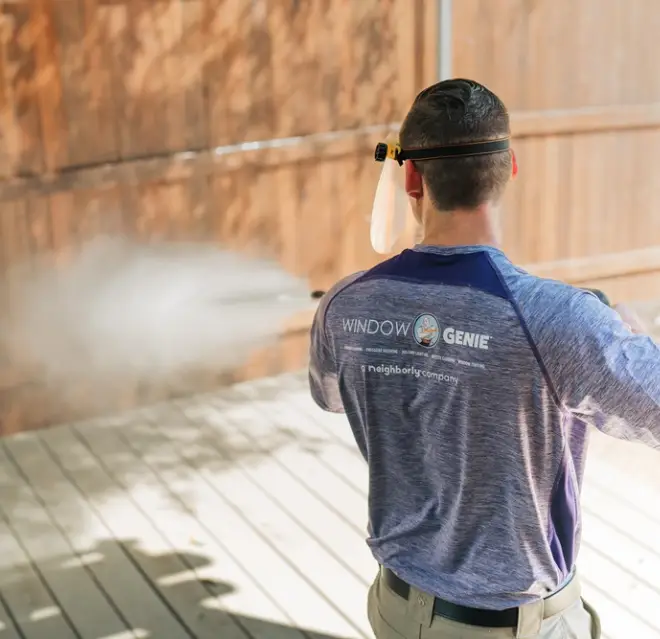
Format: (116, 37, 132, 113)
(367, 569, 601, 639)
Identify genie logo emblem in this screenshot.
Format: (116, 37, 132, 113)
(413, 313, 440, 348)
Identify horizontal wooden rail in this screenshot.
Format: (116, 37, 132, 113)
(0, 124, 398, 202)
(512, 102, 660, 138)
(1, 103, 660, 201)
(523, 246, 660, 283)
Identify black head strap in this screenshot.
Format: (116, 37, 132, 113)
(374, 138, 510, 165)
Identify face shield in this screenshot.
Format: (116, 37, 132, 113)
(370, 137, 412, 254)
(370, 137, 512, 254)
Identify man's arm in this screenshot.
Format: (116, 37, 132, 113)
(308, 298, 344, 413)
(308, 273, 364, 412)
(536, 289, 660, 448)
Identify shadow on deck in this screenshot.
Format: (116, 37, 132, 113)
(0, 538, 356, 639)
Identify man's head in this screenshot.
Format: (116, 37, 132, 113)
(399, 79, 515, 219)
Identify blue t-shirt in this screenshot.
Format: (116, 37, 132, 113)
(308, 244, 660, 610)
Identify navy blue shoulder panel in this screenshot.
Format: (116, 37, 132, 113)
(329, 248, 562, 409)
(358, 249, 509, 300)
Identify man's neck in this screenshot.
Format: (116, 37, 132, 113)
(419, 205, 502, 249)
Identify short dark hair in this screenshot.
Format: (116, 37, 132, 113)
(399, 79, 511, 211)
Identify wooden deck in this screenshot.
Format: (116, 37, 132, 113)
(0, 371, 659, 639)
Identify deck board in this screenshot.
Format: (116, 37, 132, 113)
(0, 517, 77, 639)
(126, 408, 364, 639)
(168, 402, 373, 636)
(38, 426, 246, 639)
(70, 415, 308, 639)
(1, 371, 659, 639)
(181, 396, 374, 573)
(87, 403, 361, 639)
(0, 591, 22, 639)
(0, 441, 127, 639)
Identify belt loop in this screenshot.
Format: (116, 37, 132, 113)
(407, 585, 435, 628)
(516, 599, 544, 638)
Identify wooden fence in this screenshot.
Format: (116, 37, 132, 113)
(0, 0, 437, 432)
(1, 0, 660, 433)
(458, 0, 660, 300)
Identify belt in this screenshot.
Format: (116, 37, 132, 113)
(382, 567, 580, 628)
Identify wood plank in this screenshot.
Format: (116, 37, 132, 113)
(0, 2, 45, 177)
(393, 0, 416, 110)
(491, 0, 528, 111)
(579, 430, 660, 639)
(11, 427, 200, 639)
(151, 415, 372, 638)
(159, 414, 368, 637)
(24, 194, 52, 262)
(119, 0, 172, 159)
(47, 191, 76, 261)
(579, 544, 660, 639)
(513, 102, 660, 138)
(452, 0, 480, 82)
(110, 404, 362, 639)
(336, 148, 368, 279)
(583, 482, 660, 561)
(179, 0, 206, 151)
(178, 397, 375, 579)
(37, 425, 250, 639)
(31, 0, 68, 172)
(581, 510, 660, 609)
(0, 198, 30, 320)
(52, 0, 121, 167)
(202, 0, 241, 148)
(72, 185, 125, 244)
(133, 179, 187, 241)
(0, 588, 22, 639)
(329, 0, 357, 131)
(580, 268, 660, 305)
(224, 376, 369, 502)
(0, 518, 77, 639)
(158, 0, 193, 153)
(0, 439, 128, 638)
(204, 0, 276, 147)
(70, 417, 307, 639)
(517, 137, 544, 263)
(419, 0, 438, 88)
(523, 246, 660, 284)
(0, 442, 77, 639)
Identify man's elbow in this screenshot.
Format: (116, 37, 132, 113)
(308, 373, 345, 414)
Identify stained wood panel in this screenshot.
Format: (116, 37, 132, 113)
(453, 0, 660, 298)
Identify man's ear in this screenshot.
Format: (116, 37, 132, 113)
(510, 149, 518, 180)
(405, 161, 423, 198)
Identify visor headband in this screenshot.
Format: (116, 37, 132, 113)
(374, 138, 510, 165)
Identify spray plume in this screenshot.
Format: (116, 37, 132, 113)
(1, 236, 314, 395)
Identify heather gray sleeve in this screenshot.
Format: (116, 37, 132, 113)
(308, 274, 363, 413)
(309, 296, 343, 413)
(526, 284, 660, 448)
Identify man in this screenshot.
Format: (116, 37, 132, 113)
(308, 78, 660, 639)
